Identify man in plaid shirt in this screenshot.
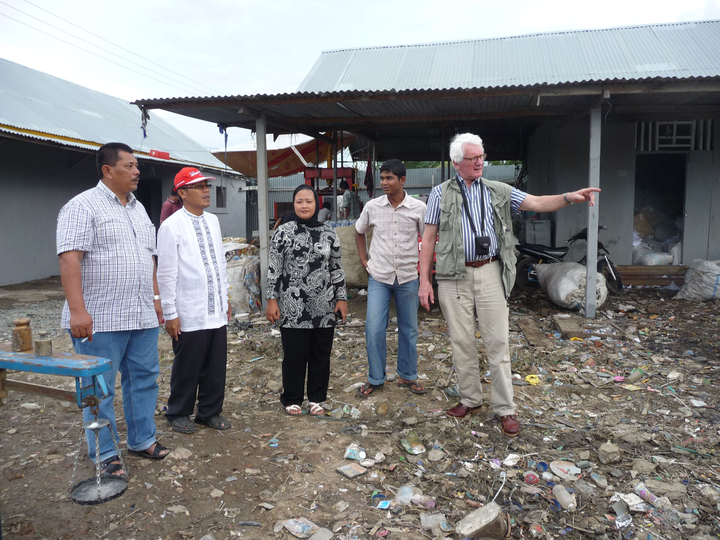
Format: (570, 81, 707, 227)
(57, 142, 170, 477)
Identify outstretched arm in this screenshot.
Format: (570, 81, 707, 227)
(519, 187, 601, 213)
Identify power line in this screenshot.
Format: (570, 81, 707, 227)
(0, 11, 204, 96)
(20, 0, 220, 95)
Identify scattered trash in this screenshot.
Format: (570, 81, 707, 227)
(400, 430, 426, 454)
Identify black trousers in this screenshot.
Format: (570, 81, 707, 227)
(166, 326, 227, 422)
(280, 327, 334, 407)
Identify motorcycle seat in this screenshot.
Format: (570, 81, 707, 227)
(518, 243, 570, 258)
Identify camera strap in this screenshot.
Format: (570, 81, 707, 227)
(456, 176, 486, 236)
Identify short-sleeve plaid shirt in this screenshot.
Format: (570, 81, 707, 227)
(57, 181, 159, 332)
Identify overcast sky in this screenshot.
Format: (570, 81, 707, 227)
(1, 0, 718, 150)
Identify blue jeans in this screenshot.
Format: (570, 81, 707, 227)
(365, 276, 420, 385)
(72, 327, 160, 463)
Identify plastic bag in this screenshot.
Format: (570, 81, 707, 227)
(226, 256, 262, 313)
(535, 262, 607, 310)
(675, 259, 720, 301)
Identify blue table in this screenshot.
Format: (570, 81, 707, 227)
(0, 345, 111, 409)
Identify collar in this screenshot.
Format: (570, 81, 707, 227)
(456, 174, 483, 186)
(182, 207, 205, 219)
(97, 180, 136, 206)
(379, 190, 409, 207)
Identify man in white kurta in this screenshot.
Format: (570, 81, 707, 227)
(157, 167, 232, 434)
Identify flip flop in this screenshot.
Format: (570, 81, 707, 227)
(168, 416, 197, 434)
(357, 382, 384, 398)
(128, 442, 170, 460)
(195, 415, 231, 430)
(397, 381, 428, 395)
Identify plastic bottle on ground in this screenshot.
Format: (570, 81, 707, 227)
(552, 484, 577, 512)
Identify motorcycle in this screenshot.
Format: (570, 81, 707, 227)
(514, 225, 623, 295)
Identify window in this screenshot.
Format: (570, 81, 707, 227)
(215, 185, 227, 209)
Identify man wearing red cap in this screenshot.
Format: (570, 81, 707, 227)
(156, 167, 233, 434)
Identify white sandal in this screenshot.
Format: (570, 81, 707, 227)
(285, 404, 302, 416)
(308, 402, 325, 416)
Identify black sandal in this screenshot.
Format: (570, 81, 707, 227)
(168, 416, 197, 434)
(357, 382, 384, 398)
(195, 415, 231, 430)
(127, 442, 170, 460)
(100, 455, 126, 478)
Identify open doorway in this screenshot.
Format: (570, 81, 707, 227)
(633, 154, 686, 263)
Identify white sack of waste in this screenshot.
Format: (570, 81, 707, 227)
(535, 262, 607, 310)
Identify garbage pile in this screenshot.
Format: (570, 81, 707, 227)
(0, 285, 718, 539)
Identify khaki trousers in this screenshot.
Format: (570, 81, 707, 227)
(437, 261, 515, 416)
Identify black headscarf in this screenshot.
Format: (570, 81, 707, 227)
(292, 184, 322, 228)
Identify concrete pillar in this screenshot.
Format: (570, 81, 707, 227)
(256, 113, 269, 307)
(585, 107, 601, 318)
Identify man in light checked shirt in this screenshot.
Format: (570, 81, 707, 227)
(355, 159, 427, 398)
(418, 133, 600, 437)
(57, 142, 170, 477)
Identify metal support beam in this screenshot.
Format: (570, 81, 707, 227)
(584, 107, 601, 318)
(332, 134, 339, 220)
(256, 113, 270, 307)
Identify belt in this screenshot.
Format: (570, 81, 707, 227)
(465, 256, 498, 268)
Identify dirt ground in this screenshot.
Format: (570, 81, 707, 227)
(0, 277, 719, 540)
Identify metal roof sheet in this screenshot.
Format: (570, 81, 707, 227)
(298, 21, 720, 93)
(0, 57, 233, 172)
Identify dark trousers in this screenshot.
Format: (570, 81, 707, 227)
(166, 326, 227, 422)
(280, 327, 334, 407)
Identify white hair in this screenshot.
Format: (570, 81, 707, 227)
(449, 133, 484, 164)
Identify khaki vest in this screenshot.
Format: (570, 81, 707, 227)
(436, 177, 517, 298)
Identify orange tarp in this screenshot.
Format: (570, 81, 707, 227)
(212, 135, 355, 178)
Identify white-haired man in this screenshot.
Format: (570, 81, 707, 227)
(418, 133, 600, 436)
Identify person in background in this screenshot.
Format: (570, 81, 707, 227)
(340, 180, 360, 219)
(157, 167, 233, 434)
(160, 187, 182, 224)
(355, 159, 427, 397)
(318, 200, 333, 223)
(57, 142, 170, 478)
(266, 185, 348, 417)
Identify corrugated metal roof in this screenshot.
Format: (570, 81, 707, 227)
(0, 57, 233, 172)
(298, 21, 720, 93)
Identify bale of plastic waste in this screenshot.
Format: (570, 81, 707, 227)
(535, 262, 607, 310)
(675, 259, 720, 301)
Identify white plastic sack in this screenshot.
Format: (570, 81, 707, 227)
(535, 262, 607, 310)
(632, 245, 673, 266)
(227, 256, 262, 313)
(675, 259, 720, 301)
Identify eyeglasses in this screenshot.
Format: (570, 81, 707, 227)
(462, 154, 488, 163)
(181, 183, 210, 191)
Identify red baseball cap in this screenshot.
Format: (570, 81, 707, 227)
(174, 167, 216, 189)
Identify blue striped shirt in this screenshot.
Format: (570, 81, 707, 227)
(425, 176, 527, 261)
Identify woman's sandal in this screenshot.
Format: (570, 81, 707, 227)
(308, 402, 325, 416)
(100, 455, 126, 478)
(284, 404, 303, 416)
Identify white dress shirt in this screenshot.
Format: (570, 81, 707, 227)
(157, 208, 229, 332)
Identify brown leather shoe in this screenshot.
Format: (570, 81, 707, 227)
(446, 402, 482, 418)
(500, 414, 520, 437)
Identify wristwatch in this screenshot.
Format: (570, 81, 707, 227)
(563, 193, 574, 205)
(153, 295, 162, 301)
